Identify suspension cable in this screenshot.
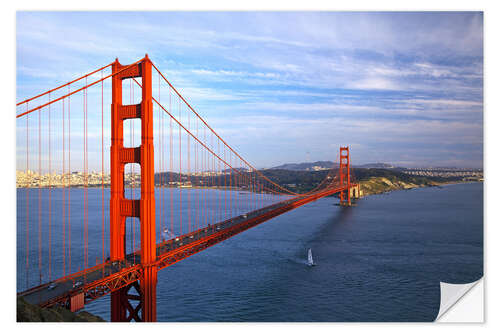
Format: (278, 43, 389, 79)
(16, 62, 113, 107)
(17, 59, 144, 118)
(151, 62, 297, 196)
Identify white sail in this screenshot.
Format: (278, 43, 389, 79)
(307, 248, 315, 266)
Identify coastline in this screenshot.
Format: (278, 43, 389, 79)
(17, 297, 105, 322)
(15, 178, 482, 195)
(357, 177, 481, 197)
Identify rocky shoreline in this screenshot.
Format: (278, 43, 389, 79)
(17, 297, 105, 322)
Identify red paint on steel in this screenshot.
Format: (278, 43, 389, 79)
(38, 103, 42, 285)
(68, 85, 72, 274)
(25, 104, 29, 289)
(48, 94, 52, 281)
(138, 55, 158, 322)
(110, 56, 158, 321)
(17, 60, 143, 118)
(110, 58, 128, 321)
(101, 71, 105, 269)
(70, 293, 85, 312)
(339, 147, 351, 205)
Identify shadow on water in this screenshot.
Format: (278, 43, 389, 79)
(307, 200, 356, 247)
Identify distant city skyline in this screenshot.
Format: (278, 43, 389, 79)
(17, 12, 483, 169)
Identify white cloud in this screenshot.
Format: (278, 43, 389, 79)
(16, 12, 483, 168)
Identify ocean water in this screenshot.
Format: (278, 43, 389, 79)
(17, 182, 483, 322)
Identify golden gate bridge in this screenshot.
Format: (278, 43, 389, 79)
(16, 55, 360, 321)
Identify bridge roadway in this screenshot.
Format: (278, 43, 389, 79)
(18, 184, 353, 309)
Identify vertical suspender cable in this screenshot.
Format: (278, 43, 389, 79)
(38, 104, 42, 285)
(101, 71, 105, 268)
(236, 160, 239, 214)
(68, 85, 71, 274)
(48, 94, 52, 281)
(86, 80, 89, 269)
(169, 87, 173, 236)
(233, 153, 236, 216)
(211, 134, 214, 225)
(238, 160, 240, 214)
(218, 140, 221, 223)
(158, 73, 162, 241)
(162, 79, 165, 238)
(201, 127, 204, 228)
(201, 126, 204, 228)
(131, 82, 134, 255)
(188, 108, 191, 233)
(179, 97, 182, 235)
(26, 104, 29, 289)
(204, 127, 207, 228)
(84, 80, 87, 271)
(62, 98, 66, 277)
(212, 134, 215, 226)
(163, 75, 166, 240)
(234, 155, 237, 214)
(208, 134, 212, 227)
(161, 74, 165, 240)
(252, 172, 255, 211)
(222, 146, 227, 220)
(131, 79, 136, 259)
(229, 151, 232, 218)
(195, 118, 198, 230)
(83, 82, 86, 271)
(84, 77, 89, 272)
(134, 81, 137, 255)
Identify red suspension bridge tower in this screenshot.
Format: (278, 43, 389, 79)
(110, 55, 157, 322)
(339, 146, 351, 206)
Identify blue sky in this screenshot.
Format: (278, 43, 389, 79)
(16, 11, 483, 169)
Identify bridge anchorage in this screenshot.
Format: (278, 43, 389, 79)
(16, 55, 360, 322)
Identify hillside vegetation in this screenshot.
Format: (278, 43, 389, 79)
(17, 297, 105, 322)
(260, 168, 457, 195)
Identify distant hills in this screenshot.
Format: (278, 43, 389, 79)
(269, 161, 335, 171)
(269, 161, 395, 171)
(357, 163, 395, 169)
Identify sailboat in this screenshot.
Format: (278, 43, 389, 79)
(307, 248, 316, 266)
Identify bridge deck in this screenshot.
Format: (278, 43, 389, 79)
(19, 185, 354, 309)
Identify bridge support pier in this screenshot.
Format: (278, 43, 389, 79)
(141, 265, 158, 322)
(110, 55, 157, 322)
(351, 184, 361, 199)
(111, 289, 128, 321)
(340, 186, 360, 206)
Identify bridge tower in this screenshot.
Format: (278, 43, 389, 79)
(110, 55, 157, 322)
(339, 146, 351, 206)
